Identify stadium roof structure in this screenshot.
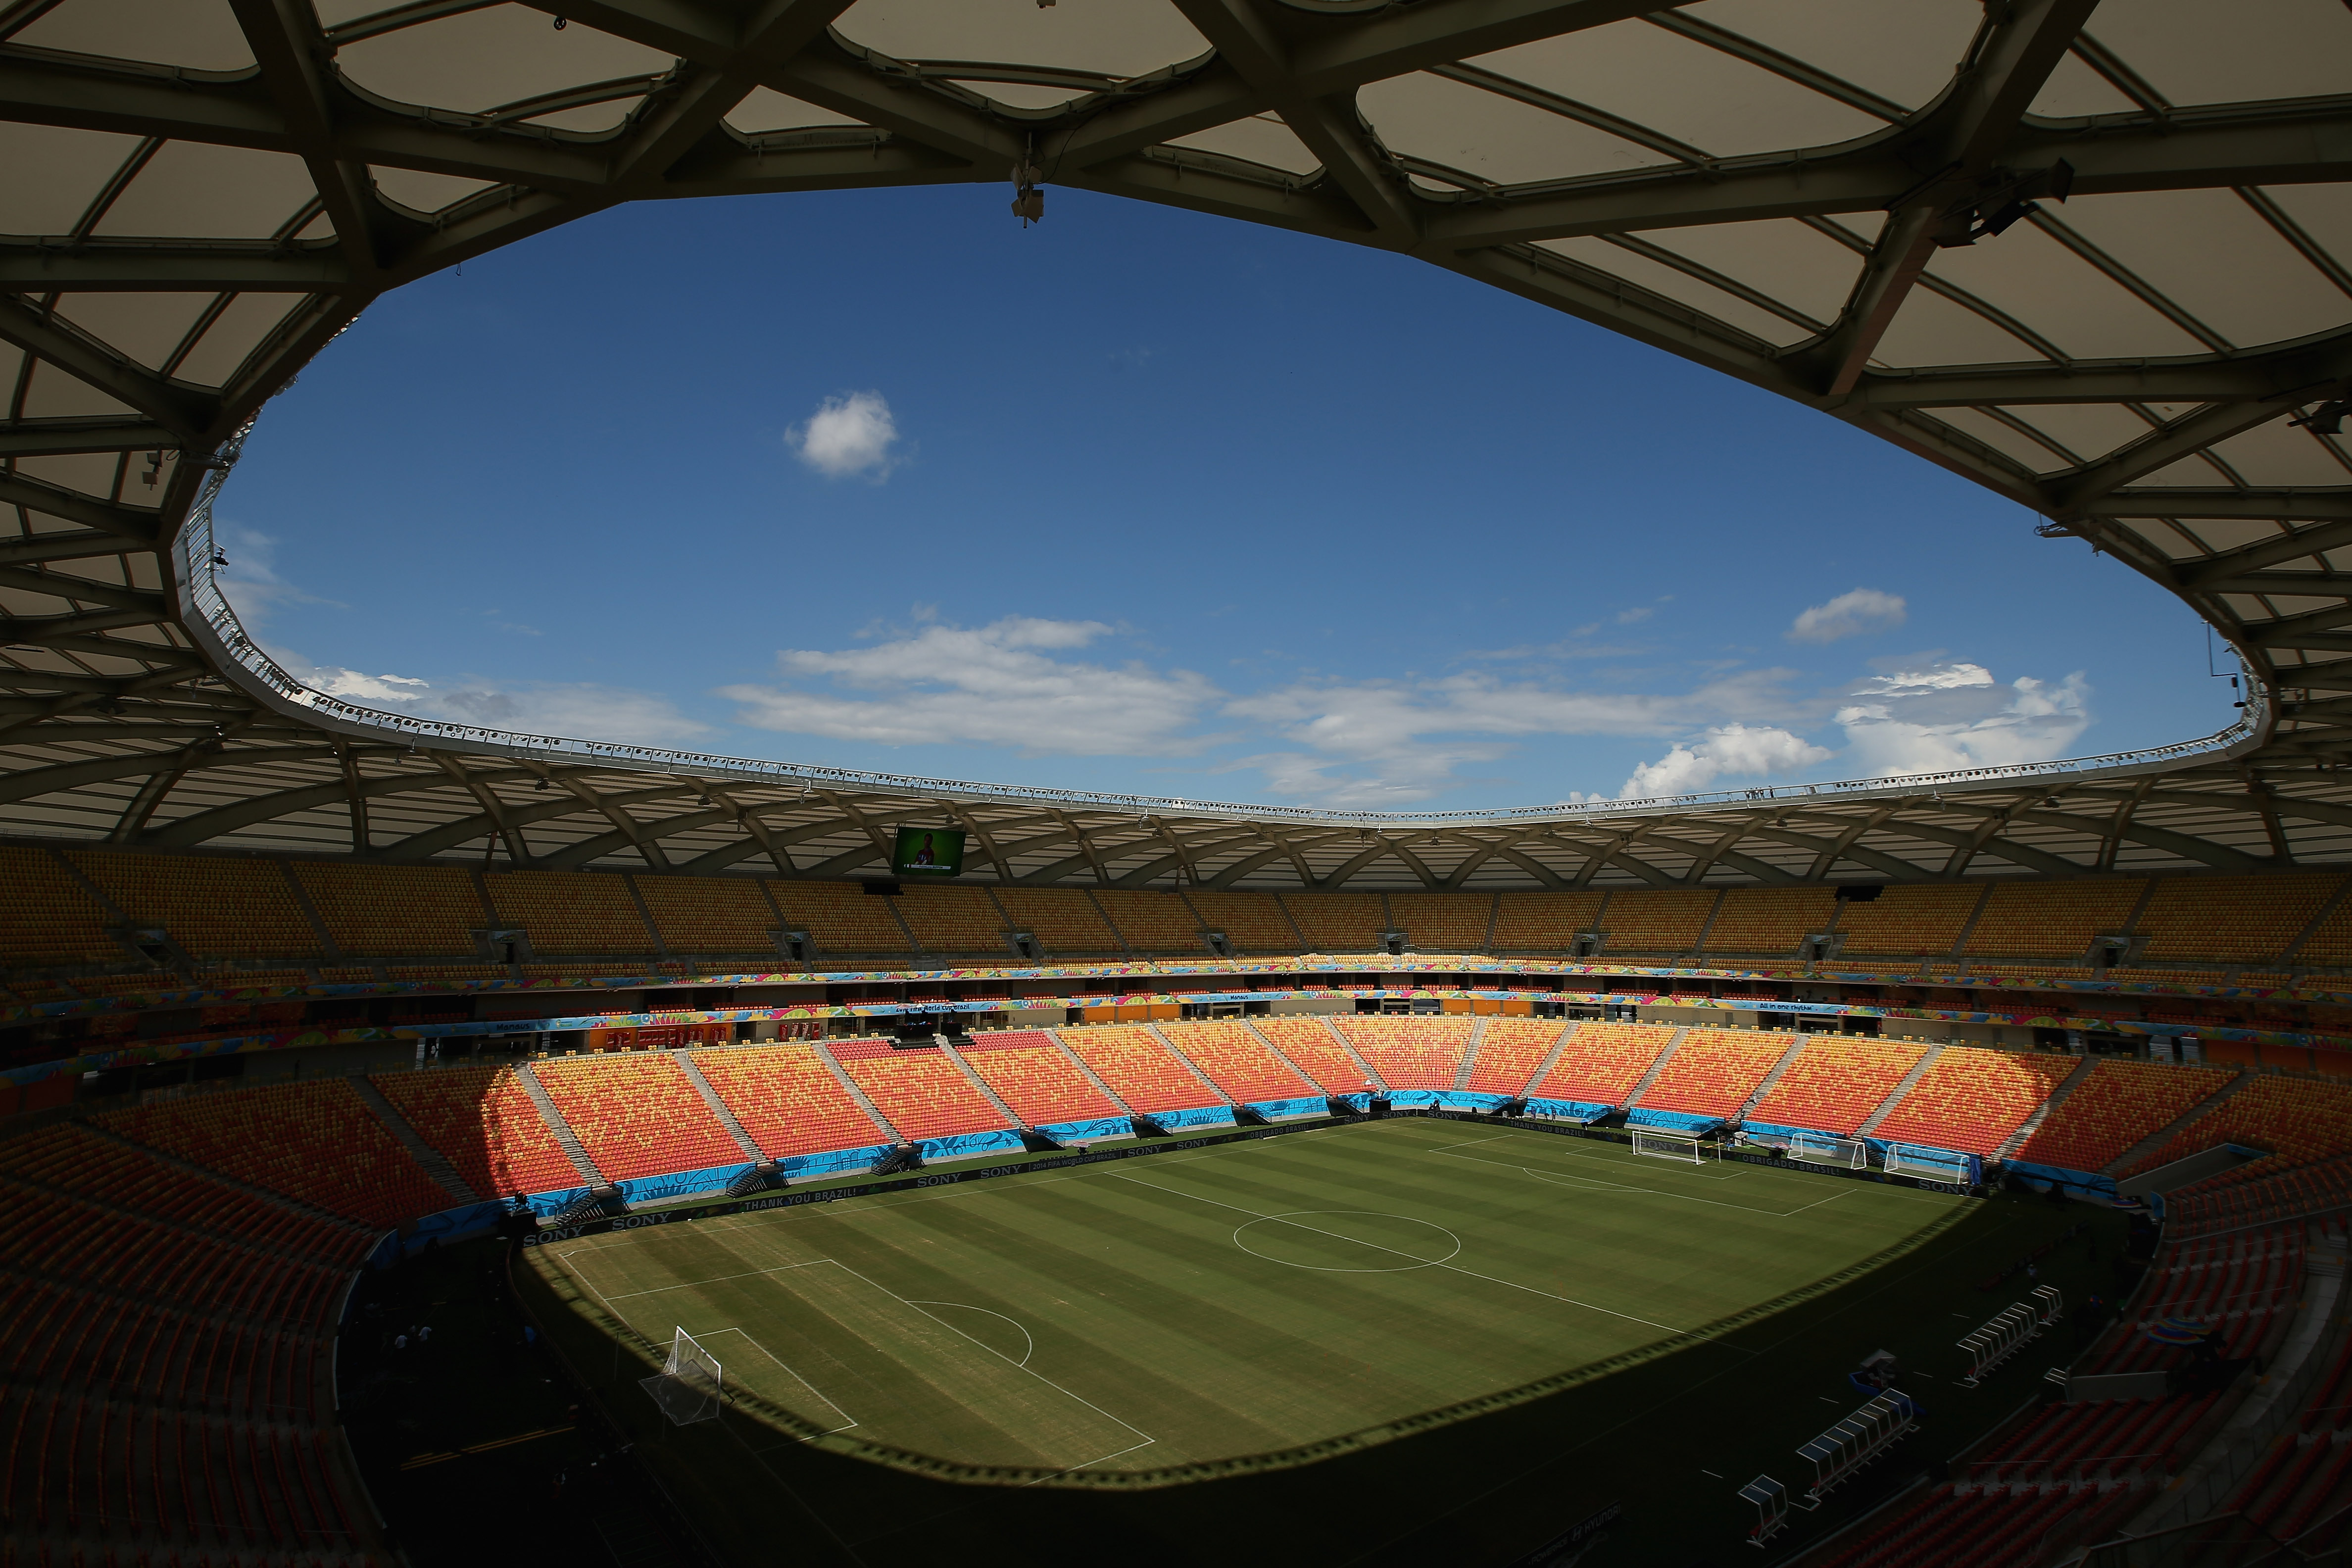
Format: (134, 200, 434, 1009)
(2, 0, 2352, 894)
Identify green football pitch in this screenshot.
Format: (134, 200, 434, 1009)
(532, 1119, 1973, 1484)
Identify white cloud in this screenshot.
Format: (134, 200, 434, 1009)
(210, 524, 336, 625)
(787, 390, 899, 479)
(1836, 663, 2091, 776)
(1789, 587, 1907, 644)
(271, 649, 710, 745)
(720, 616, 1222, 756)
(1618, 724, 1832, 800)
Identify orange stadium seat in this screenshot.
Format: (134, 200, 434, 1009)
(1964, 880, 2145, 961)
(1527, 1022, 1676, 1106)
(1255, 1015, 1382, 1093)
(0, 845, 125, 966)
(1087, 889, 1203, 955)
(1747, 1037, 1928, 1135)
(1156, 1020, 1320, 1103)
(1328, 1016, 1474, 1090)
(2116, 1076, 2352, 1186)
(1055, 1025, 1221, 1113)
(1833, 884, 1985, 962)
(1603, 889, 1718, 955)
(104, 1078, 449, 1226)
(2134, 874, 2343, 966)
(483, 870, 653, 955)
(2013, 1059, 2235, 1174)
(1389, 891, 1496, 953)
(1634, 1029, 1794, 1119)
(1183, 890, 1299, 955)
(633, 874, 780, 957)
(372, 1064, 584, 1197)
(291, 861, 487, 956)
(532, 1053, 745, 1180)
(994, 887, 1125, 955)
(1490, 891, 1605, 953)
(829, 1039, 1012, 1141)
(897, 884, 1010, 956)
(691, 1043, 891, 1155)
(959, 1030, 1123, 1124)
(1867, 1047, 2075, 1156)
(1468, 1017, 1570, 1095)
(70, 848, 316, 961)
(1703, 888, 1837, 957)
(1285, 893, 1388, 953)
(767, 880, 912, 958)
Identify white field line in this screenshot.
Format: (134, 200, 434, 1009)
(1107, 1170, 1690, 1336)
(906, 1301, 1035, 1367)
(1425, 1130, 1962, 1210)
(1425, 1142, 1856, 1220)
(693, 1325, 861, 1437)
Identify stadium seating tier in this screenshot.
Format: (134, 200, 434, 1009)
(292, 860, 487, 957)
(1254, 1016, 1382, 1093)
(835, 1049, 1012, 1141)
(959, 1030, 1123, 1124)
(1747, 1037, 1928, 1135)
(633, 875, 780, 956)
(2013, 1059, 2235, 1174)
(532, 1053, 746, 1181)
(690, 1043, 890, 1155)
(1156, 1020, 1318, 1102)
(372, 1064, 583, 1198)
(1633, 1029, 1796, 1119)
(1528, 1022, 1677, 1106)
(483, 870, 653, 955)
(1329, 1015, 1474, 1090)
(1867, 1047, 2078, 1157)
(1467, 1017, 1570, 1095)
(1054, 1025, 1221, 1113)
(1489, 891, 1606, 952)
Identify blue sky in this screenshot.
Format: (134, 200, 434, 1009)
(214, 183, 2229, 811)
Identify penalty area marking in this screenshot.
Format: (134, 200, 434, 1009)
(905, 1301, 1035, 1367)
(689, 1326, 861, 1446)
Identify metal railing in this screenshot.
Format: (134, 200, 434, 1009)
(174, 422, 2270, 828)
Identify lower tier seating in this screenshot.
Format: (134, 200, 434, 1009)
(1053, 1025, 1221, 1114)
(1156, 1021, 1319, 1103)
(371, 1064, 584, 1199)
(959, 1031, 1123, 1124)
(2117, 1077, 2352, 1188)
(1633, 1029, 1793, 1120)
(1868, 1047, 2078, 1156)
(102, 1078, 450, 1227)
(1526, 1023, 1676, 1107)
(1747, 1037, 1927, 1135)
(2013, 1060, 2235, 1174)
(690, 1043, 891, 1156)
(1466, 1018, 1569, 1095)
(2166, 1154, 2352, 1238)
(1254, 1017, 1381, 1094)
(532, 1053, 745, 1180)
(828, 1039, 1011, 1141)
(1329, 1016, 1473, 1090)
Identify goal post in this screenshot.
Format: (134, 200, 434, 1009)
(1883, 1144, 1976, 1185)
(1789, 1130, 1869, 1170)
(638, 1326, 725, 1425)
(1630, 1129, 1717, 1166)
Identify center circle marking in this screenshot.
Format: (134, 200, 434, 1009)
(1232, 1210, 1463, 1273)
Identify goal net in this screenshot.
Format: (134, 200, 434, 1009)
(638, 1326, 724, 1425)
(1884, 1144, 1973, 1184)
(1631, 1129, 1716, 1165)
(1789, 1130, 1869, 1170)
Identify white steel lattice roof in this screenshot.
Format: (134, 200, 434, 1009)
(2, 0, 2352, 891)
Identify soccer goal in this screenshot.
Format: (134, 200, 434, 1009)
(1884, 1144, 1974, 1184)
(638, 1326, 725, 1425)
(1789, 1130, 1869, 1170)
(1630, 1129, 1718, 1165)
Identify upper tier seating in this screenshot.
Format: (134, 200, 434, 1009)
(2117, 1076, 2352, 1185)
(994, 887, 1124, 955)
(1254, 1016, 1380, 1093)
(0, 845, 133, 966)
(959, 1031, 1123, 1124)
(1527, 1023, 1677, 1106)
(1867, 1047, 2076, 1156)
(1964, 879, 2145, 960)
(1833, 883, 1985, 961)
(292, 861, 486, 957)
(1467, 1017, 1570, 1094)
(72, 848, 315, 960)
(1633, 1029, 1793, 1120)
(1284, 893, 1387, 953)
(1329, 1016, 1474, 1090)
(1182, 891, 1299, 954)
(1156, 1020, 1318, 1102)
(1703, 888, 1836, 957)
(483, 870, 653, 955)
(104, 1078, 449, 1226)
(897, 885, 1009, 956)
(1388, 892, 1494, 953)
(1088, 889, 1204, 955)
(0, 1125, 375, 1562)
(690, 1043, 890, 1155)
(2136, 874, 2344, 965)
(828, 1040, 1011, 1141)
(1490, 891, 1605, 953)
(2013, 1059, 2235, 1174)
(768, 881, 911, 957)
(1602, 889, 1718, 954)
(2295, 891, 2352, 967)
(532, 1053, 745, 1180)
(1747, 1037, 1928, 1135)
(372, 1064, 584, 1197)
(633, 875, 778, 956)
(1054, 1025, 1219, 1113)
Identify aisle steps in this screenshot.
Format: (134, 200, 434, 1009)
(1856, 1044, 1947, 1137)
(1144, 1024, 1237, 1104)
(2102, 1071, 2259, 1177)
(1993, 1054, 2098, 1161)
(346, 1075, 480, 1204)
(1453, 1017, 1489, 1091)
(1045, 1030, 1137, 1115)
(1619, 1028, 1689, 1109)
(672, 1051, 766, 1161)
(808, 1040, 906, 1143)
(1736, 1033, 1814, 1121)
(511, 1061, 607, 1188)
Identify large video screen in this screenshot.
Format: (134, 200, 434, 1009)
(891, 826, 967, 877)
